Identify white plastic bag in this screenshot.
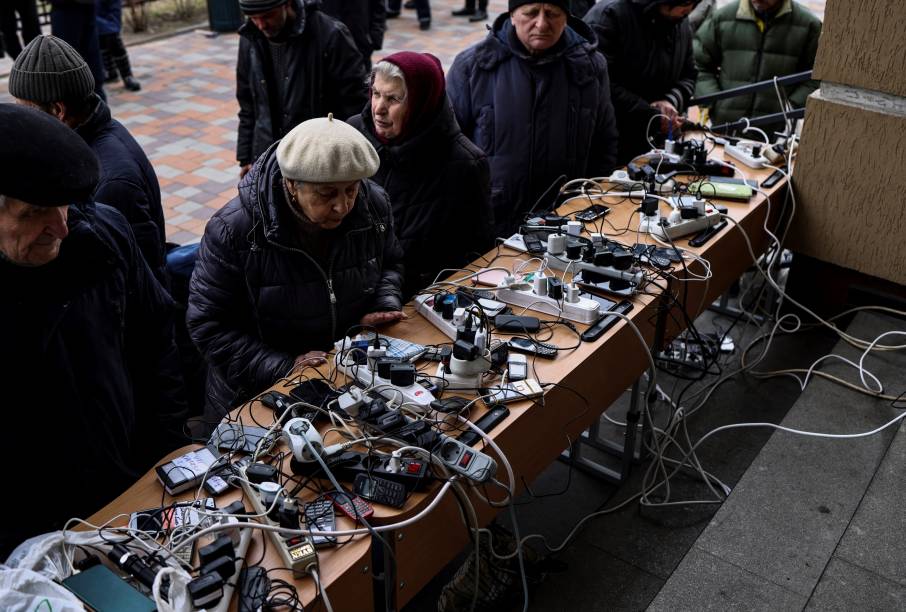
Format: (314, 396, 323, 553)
(0, 567, 82, 612)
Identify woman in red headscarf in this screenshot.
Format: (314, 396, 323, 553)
(348, 51, 492, 298)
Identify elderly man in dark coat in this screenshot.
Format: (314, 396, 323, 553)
(236, 0, 367, 178)
(188, 115, 405, 426)
(9, 35, 168, 284)
(447, 0, 618, 239)
(0, 104, 188, 557)
(349, 52, 492, 298)
(585, 0, 699, 163)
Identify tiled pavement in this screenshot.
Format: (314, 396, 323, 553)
(0, 0, 825, 244)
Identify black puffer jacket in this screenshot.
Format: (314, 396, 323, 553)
(585, 0, 697, 163)
(75, 94, 168, 284)
(187, 145, 405, 423)
(447, 14, 618, 239)
(236, 0, 367, 165)
(0, 202, 187, 557)
(319, 0, 385, 71)
(348, 97, 492, 298)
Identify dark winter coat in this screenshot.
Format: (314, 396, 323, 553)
(694, 0, 821, 126)
(585, 0, 697, 163)
(236, 0, 367, 165)
(187, 145, 405, 423)
(75, 94, 168, 284)
(570, 0, 596, 18)
(348, 97, 492, 298)
(319, 0, 385, 71)
(447, 14, 618, 239)
(0, 202, 188, 557)
(96, 0, 122, 36)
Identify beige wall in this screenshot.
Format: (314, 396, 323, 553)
(790, 94, 906, 285)
(813, 0, 906, 98)
(791, 0, 906, 285)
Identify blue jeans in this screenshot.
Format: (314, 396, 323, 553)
(387, 0, 430, 22)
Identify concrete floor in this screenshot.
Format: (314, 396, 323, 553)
(404, 306, 906, 611)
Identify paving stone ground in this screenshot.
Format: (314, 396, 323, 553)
(0, 0, 825, 244)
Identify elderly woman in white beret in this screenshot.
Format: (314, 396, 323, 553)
(187, 114, 405, 425)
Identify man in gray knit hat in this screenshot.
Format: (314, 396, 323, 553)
(10, 34, 168, 284)
(235, 0, 366, 178)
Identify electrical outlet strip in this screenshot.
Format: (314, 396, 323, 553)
(651, 210, 722, 240)
(494, 285, 601, 323)
(437, 437, 498, 483)
(239, 477, 317, 578)
(334, 341, 436, 410)
(724, 140, 769, 169)
(543, 252, 645, 287)
(353, 389, 499, 484)
(503, 234, 644, 289)
(604, 170, 675, 193)
(414, 294, 480, 341)
(434, 362, 483, 391)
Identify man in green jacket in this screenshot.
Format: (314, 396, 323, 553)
(694, 0, 821, 130)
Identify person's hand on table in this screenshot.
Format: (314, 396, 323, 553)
(650, 100, 684, 134)
(293, 350, 328, 369)
(360, 311, 407, 327)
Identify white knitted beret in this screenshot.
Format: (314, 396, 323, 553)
(277, 113, 380, 183)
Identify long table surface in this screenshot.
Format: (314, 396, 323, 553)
(87, 145, 785, 610)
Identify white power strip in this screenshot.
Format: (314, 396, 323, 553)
(650, 210, 722, 240)
(502, 234, 644, 291)
(414, 294, 476, 341)
(495, 285, 600, 323)
(543, 252, 645, 287)
(724, 140, 769, 169)
(333, 341, 436, 410)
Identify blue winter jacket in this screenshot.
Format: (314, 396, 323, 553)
(76, 94, 168, 285)
(447, 13, 618, 238)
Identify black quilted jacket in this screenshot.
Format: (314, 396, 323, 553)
(187, 145, 404, 423)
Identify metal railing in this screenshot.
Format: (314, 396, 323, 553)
(689, 70, 814, 107)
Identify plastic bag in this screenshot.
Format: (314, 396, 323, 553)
(0, 567, 82, 612)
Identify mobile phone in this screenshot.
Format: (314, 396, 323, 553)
(506, 353, 528, 381)
(581, 300, 634, 342)
(575, 204, 610, 222)
(480, 379, 544, 405)
(155, 446, 223, 495)
(523, 233, 546, 254)
(327, 491, 374, 520)
(458, 405, 511, 447)
(303, 499, 337, 548)
(353, 474, 408, 509)
(688, 220, 728, 247)
(290, 378, 342, 417)
(760, 168, 786, 189)
(495, 314, 541, 333)
(507, 337, 558, 358)
(63, 564, 156, 612)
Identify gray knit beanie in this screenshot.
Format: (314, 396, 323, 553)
(239, 0, 289, 15)
(8, 35, 95, 104)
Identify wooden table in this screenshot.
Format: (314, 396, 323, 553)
(87, 146, 785, 611)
